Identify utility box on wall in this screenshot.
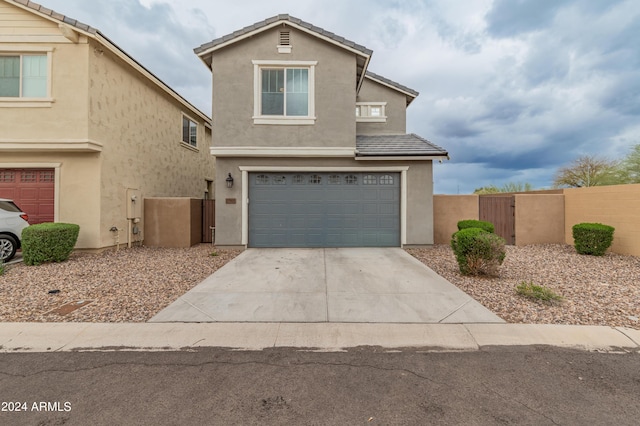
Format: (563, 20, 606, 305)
(126, 188, 142, 219)
(144, 198, 203, 248)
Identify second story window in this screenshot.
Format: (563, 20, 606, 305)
(356, 102, 387, 123)
(0, 54, 47, 98)
(252, 60, 317, 125)
(261, 68, 308, 116)
(182, 115, 197, 148)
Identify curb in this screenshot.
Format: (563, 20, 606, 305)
(1, 323, 639, 353)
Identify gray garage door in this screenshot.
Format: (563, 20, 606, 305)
(249, 172, 400, 247)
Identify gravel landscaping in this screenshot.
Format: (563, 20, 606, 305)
(1, 243, 638, 328)
(408, 244, 640, 330)
(0, 245, 240, 322)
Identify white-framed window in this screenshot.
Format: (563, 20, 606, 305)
(356, 102, 387, 123)
(0, 48, 53, 106)
(182, 115, 198, 148)
(252, 60, 316, 125)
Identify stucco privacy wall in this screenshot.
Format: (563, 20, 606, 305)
(433, 195, 479, 244)
(215, 157, 434, 247)
(144, 198, 202, 248)
(210, 26, 357, 149)
(514, 195, 564, 246)
(87, 39, 214, 248)
(356, 78, 407, 135)
(564, 184, 640, 257)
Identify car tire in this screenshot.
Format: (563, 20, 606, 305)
(0, 234, 18, 262)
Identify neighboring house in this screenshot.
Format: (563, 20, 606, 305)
(0, 0, 214, 250)
(195, 14, 448, 248)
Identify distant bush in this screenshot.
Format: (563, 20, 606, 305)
(457, 219, 495, 233)
(572, 223, 615, 256)
(22, 223, 80, 266)
(451, 228, 506, 276)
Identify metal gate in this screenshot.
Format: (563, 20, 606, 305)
(202, 199, 215, 243)
(479, 195, 515, 245)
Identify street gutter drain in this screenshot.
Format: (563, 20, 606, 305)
(47, 300, 93, 316)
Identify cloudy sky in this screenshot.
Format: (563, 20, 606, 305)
(40, 0, 640, 194)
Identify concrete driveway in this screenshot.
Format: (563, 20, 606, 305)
(150, 248, 504, 323)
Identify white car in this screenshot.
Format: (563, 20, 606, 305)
(0, 199, 30, 262)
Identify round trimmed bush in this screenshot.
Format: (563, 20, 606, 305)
(457, 219, 495, 233)
(572, 223, 615, 256)
(451, 228, 506, 276)
(22, 223, 80, 266)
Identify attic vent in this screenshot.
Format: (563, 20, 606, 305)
(277, 30, 292, 54)
(279, 31, 291, 46)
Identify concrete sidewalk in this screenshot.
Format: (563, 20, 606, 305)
(1, 323, 639, 353)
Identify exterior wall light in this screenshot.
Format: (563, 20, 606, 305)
(226, 173, 234, 188)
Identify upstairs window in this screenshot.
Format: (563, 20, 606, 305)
(261, 68, 308, 116)
(253, 60, 316, 125)
(0, 54, 47, 98)
(356, 102, 387, 123)
(182, 115, 197, 147)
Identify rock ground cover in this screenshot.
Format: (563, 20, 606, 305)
(408, 244, 640, 330)
(1, 243, 638, 329)
(0, 245, 240, 322)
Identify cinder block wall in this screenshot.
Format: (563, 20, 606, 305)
(433, 195, 478, 244)
(144, 198, 202, 248)
(564, 184, 640, 257)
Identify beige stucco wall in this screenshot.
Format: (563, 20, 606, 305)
(210, 26, 357, 149)
(1, 2, 214, 250)
(0, 152, 101, 248)
(88, 39, 214, 248)
(144, 198, 202, 248)
(214, 157, 434, 247)
(356, 77, 407, 135)
(433, 195, 479, 244)
(564, 184, 640, 256)
(514, 195, 564, 246)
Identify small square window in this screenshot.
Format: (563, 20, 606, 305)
(21, 171, 36, 183)
(0, 171, 15, 182)
(363, 175, 377, 185)
(293, 174, 305, 184)
(256, 174, 270, 185)
(345, 175, 358, 185)
(309, 174, 322, 185)
(328, 175, 341, 185)
(273, 175, 286, 185)
(39, 170, 54, 182)
(380, 175, 394, 185)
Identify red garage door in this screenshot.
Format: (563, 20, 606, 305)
(0, 169, 54, 224)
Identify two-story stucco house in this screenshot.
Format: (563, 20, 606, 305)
(195, 15, 448, 248)
(0, 0, 214, 251)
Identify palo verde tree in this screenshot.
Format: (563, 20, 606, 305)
(552, 155, 621, 188)
(473, 182, 534, 194)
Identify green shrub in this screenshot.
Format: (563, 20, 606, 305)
(516, 281, 563, 305)
(0, 260, 4, 276)
(451, 228, 506, 276)
(457, 219, 495, 233)
(572, 223, 615, 256)
(22, 223, 80, 266)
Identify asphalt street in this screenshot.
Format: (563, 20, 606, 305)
(1, 346, 639, 425)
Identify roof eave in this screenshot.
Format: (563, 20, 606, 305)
(195, 17, 372, 72)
